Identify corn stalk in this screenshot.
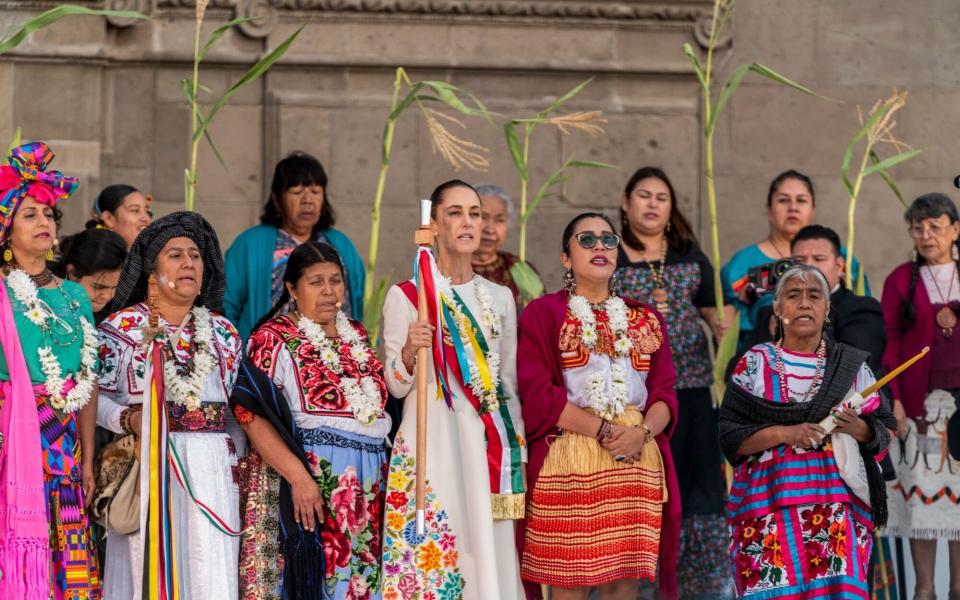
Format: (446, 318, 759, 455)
(503, 78, 615, 305)
(362, 67, 492, 343)
(182, 6, 303, 211)
(0, 4, 147, 55)
(682, 0, 819, 323)
(840, 90, 920, 289)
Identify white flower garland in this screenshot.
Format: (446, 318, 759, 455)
(568, 293, 634, 418)
(7, 269, 98, 413)
(297, 311, 382, 425)
(568, 294, 633, 356)
(437, 276, 502, 413)
(585, 362, 629, 419)
(162, 307, 216, 412)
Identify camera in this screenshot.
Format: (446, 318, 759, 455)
(744, 258, 798, 303)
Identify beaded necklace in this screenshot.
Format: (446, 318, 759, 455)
(775, 337, 826, 403)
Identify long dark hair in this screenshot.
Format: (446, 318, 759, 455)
(561, 212, 618, 255)
(51, 228, 127, 279)
(902, 193, 960, 329)
(620, 166, 697, 254)
(252, 240, 345, 332)
(767, 169, 816, 207)
(86, 184, 140, 229)
(260, 152, 336, 233)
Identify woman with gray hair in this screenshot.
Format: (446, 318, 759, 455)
(881, 193, 960, 599)
(471, 183, 541, 308)
(719, 264, 895, 599)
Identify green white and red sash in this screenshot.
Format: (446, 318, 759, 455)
(399, 271, 526, 519)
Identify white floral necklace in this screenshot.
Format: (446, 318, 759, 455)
(7, 269, 97, 413)
(568, 293, 633, 356)
(297, 311, 382, 425)
(437, 275, 502, 413)
(160, 307, 216, 412)
(568, 293, 633, 419)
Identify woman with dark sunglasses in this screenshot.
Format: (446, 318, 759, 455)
(616, 166, 734, 597)
(516, 212, 681, 600)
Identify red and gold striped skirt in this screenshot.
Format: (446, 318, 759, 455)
(521, 407, 667, 588)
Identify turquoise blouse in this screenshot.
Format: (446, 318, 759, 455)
(0, 279, 94, 384)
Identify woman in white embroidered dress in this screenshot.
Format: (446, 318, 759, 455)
(380, 179, 527, 600)
(95, 212, 243, 599)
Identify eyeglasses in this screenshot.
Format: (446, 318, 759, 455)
(909, 222, 953, 239)
(575, 231, 620, 250)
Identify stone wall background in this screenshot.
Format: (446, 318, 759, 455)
(0, 0, 954, 295)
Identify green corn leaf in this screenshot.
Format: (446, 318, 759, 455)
(200, 16, 259, 62)
(682, 43, 707, 91)
(0, 5, 148, 55)
(567, 159, 618, 170)
(504, 122, 527, 182)
(840, 141, 857, 198)
(194, 25, 303, 143)
(6, 126, 21, 156)
(869, 150, 908, 207)
(712, 311, 740, 402)
(509, 260, 545, 305)
(387, 84, 424, 121)
(708, 62, 818, 133)
(421, 81, 491, 121)
(537, 77, 593, 120)
(202, 128, 227, 170)
(522, 157, 617, 225)
(362, 276, 392, 347)
(862, 148, 922, 177)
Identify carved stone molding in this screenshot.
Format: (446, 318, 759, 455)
(145, 1, 715, 42)
(269, 1, 708, 22)
(105, 0, 156, 27)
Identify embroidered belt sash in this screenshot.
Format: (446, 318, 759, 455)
(399, 280, 526, 519)
(168, 401, 226, 433)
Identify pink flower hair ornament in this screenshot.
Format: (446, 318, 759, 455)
(0, 142, 79, 244)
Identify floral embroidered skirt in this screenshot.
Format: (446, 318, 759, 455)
(731, 502, 871, 599)
(522, 408, 666, 588)
(239, 426, 388, 600)
(36, 392, 102, 599)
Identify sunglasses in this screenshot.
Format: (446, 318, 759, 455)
(575, 231, 620, 250)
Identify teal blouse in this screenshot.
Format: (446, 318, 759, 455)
(0, 279, 94, 384)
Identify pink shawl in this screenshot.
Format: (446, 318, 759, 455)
(0, 281, 50, 599)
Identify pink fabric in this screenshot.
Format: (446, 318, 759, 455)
(881, 261, 934, 417)
(0, 281, 50, 599)
(515, 290, 681, 599)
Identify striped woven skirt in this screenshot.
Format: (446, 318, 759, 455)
(521, 407, 666, 588)
(35, 390, 102, 599)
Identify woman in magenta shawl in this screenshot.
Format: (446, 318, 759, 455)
(516, 212, 681, 600)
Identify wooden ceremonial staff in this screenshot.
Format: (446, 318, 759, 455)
(415, 199, 433, 536)
(819, 346, 929, 432)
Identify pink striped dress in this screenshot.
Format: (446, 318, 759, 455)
(727, 342, 881, 599)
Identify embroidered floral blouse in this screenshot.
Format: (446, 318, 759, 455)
(246, 314, 390, 440)
(559, 303, 664, 411)
(96, 303, 243, 437)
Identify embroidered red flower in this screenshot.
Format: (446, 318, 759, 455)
(800, 504, 833, 537)
(733, 357, 748, 376)
(804, 540, 831, 578)
(386, 491, 408, 511)
(331, 467, 369, 535)
(829, 519, 848, 558)
(322, 514, 352, 578)
(735, 552, 762, 590)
